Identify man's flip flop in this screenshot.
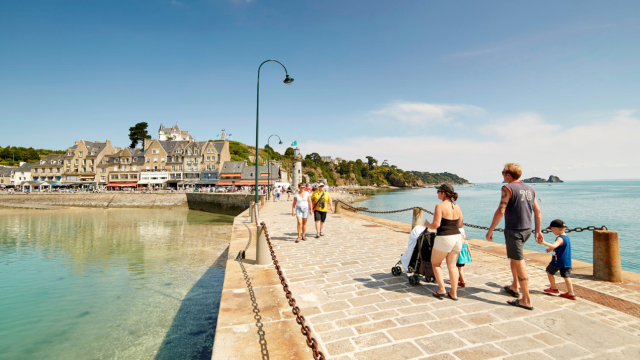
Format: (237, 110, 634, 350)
(433, 292, 446, 299)
(503, 285, 520, 298)
(507, 299, 534, 310)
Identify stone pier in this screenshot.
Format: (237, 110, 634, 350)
(214, 200, 640, 359)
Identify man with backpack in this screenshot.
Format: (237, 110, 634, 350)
(311, 183, 333, 238)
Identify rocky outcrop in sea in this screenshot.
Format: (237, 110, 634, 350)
(523, 175, 564, 183)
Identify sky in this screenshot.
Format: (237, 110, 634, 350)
(1, 0, 639, 182)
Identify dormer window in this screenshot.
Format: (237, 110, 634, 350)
(79, 152, 83, 158)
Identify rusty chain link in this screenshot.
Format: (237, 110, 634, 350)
(334, 199, 608, 234)
(259, 220, 326, 360)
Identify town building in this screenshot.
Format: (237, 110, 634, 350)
(158, 123, 193, 141)
(217, 161, 280, 187)
(0, 166, 14, 185)
(10, 162, 35, 186)
(98, 147, 145, 189)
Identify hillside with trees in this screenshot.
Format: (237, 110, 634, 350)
(0, 145, 65, 166)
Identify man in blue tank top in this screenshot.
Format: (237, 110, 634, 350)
(486, 163, 542, 310)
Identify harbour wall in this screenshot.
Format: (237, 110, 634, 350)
(185, 193, 263, 216)
(0, 193, 187, 208)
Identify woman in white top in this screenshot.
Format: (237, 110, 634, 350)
(292, 183, 313, 243)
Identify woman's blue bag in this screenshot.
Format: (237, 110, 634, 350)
(457, 243, 472, 265)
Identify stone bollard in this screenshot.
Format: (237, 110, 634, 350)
(411, 208, 423, 230)
(260, 195, 265, 207)
(593, 230, 622, 282)
(335, 201, 342, 214)
(250, 201, 256, 223)
(256, 224, 271, 265)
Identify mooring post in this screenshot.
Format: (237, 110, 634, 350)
(250, 201, 256, 223)
(335, 201, 342, 214)
(593, 230, 622, 282)
(256, 223, 270, 265)
(260, 195, 265, 207)
(411, 208, 422, 230)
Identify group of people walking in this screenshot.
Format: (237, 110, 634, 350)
(291, 182, 332, 243)
(424, 163, 575, 308)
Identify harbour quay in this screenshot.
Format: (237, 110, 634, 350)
(216, 200, 640, 359)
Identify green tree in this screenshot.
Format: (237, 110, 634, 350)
(128, 122, 151, 148)
(366, 156, 378, 170)
(284, 147, 295, 158)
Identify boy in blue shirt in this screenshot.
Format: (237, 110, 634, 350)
(541, 219, 576, 300)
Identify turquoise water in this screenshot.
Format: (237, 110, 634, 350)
(0, 208, 233, 360)
(357, 180, 640, 273)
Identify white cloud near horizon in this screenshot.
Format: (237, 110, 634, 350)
(303, 109, 640, 183)
(371, 101, 484, 125)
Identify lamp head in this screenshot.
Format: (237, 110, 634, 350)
(279, 140, 283, 145)
(283, 75, 294, 85)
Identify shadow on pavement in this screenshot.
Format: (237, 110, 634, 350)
(155, 247, 229, 360)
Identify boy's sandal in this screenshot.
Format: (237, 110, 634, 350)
(560, 293, 577, 300)
(503, 285, 520, 298)
(507, 299, 534, 310)
(433, 292, 447, 299)
(458, 281, 466, 288)
(543, 288, 560, 294)
(447, 292, 459, 301)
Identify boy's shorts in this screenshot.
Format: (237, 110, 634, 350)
(546, 264, 572, 278)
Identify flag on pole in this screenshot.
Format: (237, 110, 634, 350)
(291, 141, 297, 146)
(216, 134, 220, 138)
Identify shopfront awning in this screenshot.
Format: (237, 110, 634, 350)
(216, 180, 271, 186)
(106, 182, 138, 187)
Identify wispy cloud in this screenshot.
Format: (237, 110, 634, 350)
(371, 101, 484, 125)
(170, 0, 187, 7)
(304, 110, 640, 182)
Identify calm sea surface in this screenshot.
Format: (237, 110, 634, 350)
(0, 208, 233, 360)
(357, 180, 640, 273)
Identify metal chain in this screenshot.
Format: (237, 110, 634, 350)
(260, 221, 326, 360)
(334, 200, 608, 234)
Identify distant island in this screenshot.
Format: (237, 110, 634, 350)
(523, 175, 563, 183)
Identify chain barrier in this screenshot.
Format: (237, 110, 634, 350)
(335, 199, 608, 234)
(260, 221, 326, 360)
(236, 255, 269, 359)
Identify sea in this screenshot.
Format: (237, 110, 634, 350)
(356, 180, 640, 273)
(0, 208, 233, 360)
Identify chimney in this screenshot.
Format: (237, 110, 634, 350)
(106, 139, 111, 148)
(143, 138, 152, 150)
(74, 140, 79, 145)
(114, 147, 122, 152)
(19, 162, 25, 166)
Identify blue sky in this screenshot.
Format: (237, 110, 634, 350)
(1, 0, 639, 181)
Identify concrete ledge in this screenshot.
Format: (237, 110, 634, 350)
(186, 193, 264, 216)
(212, 204, 313, 359)
(0, 193, 187, 208)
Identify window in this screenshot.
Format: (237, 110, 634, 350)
(178, 165, 182, 171)
(49, 168, 53, 172)
(113, 166, 118, 171)
(171, 165, 175, 171)
(100, 176, 105, 182)
(132, 166, 137, 170)
(82, 160, 86, 166)
(120, 174, 128, 179)
(187, 165, 192, 171)
(161, 165, 165, 170)
(218, 154, 220, 161)
(67, 160, 71, 166)
(154, 157, 158, 162)
(134, 157, 138, 161)
(75, 160, 79, 166)
(90, 160, 94, 165)
(187, 150, 192, 155)
(111, 174, 118, 180)
(194, 165, 198, 171)
(206, 156, 210, 161)
(57, 168, 60, 173)
(161, 158, 165, 162)
(131, 174, 138, 179)
(194, 150, 198, 155)
(79, 151, 83, 157)
(101, 168, 106, 173)
(146, 158, 150, 163)
(146, 166, 150, 170)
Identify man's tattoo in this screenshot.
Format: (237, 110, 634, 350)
(501, 188, 508, 199)
(518, 276, 529, 282)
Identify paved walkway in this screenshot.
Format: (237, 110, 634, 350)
(256, 200, 640, 360)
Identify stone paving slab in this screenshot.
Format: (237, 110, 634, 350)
(254, 200, 640, 359)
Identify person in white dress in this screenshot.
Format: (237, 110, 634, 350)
(292, 183, 313, 243)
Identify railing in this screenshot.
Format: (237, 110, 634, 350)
(334, 199, 621, 283)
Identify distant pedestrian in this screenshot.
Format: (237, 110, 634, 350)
(311, 183, 332, 238)
(276, 185, 282, 201)
(486, 163, 543, 310)
(541, 219, 576, 300)
(286, 186, 293, 201)
(424, 184, 463, 300)
(292, 183, 313, 243)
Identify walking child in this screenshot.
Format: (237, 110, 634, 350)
(540, 219, 577, 300)
(457, 228, 469, 287)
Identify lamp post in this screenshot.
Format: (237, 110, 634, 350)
(266, 134, 283, 200)
(255, 59, 294, 205)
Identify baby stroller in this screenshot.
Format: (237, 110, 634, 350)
(391, 226, 436, 285)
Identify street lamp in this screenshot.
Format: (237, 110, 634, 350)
(266, 134, 283, 200)
(255, 59, 294, 205)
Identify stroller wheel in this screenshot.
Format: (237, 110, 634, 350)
(394, 266, 402, 276)
(428, 277, 435, 283)
(408, 276, 415, 285)
(391, 267, 397, 276)
(413, 275, 421, 285)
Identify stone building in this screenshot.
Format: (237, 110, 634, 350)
(98, 147, 145, 188)
(217, 161, 280, 187)
(10, 162, 35, 186)
(158, 123, 193, 141)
